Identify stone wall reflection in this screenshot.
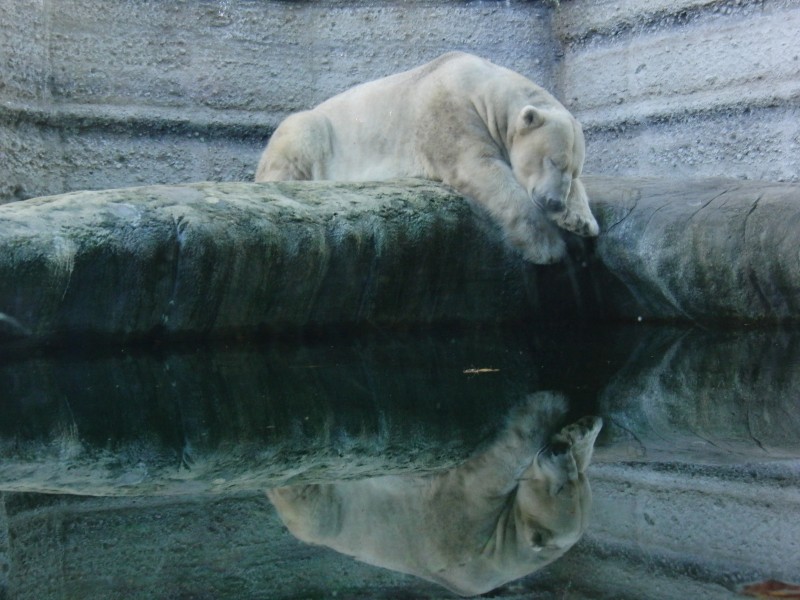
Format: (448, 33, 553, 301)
(0, 331, 551, 495)
(2, 326, 800, 496)
(2, 326, 800, 598)
(597, 328, 800, 463)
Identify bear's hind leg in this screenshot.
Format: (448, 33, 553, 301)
(255, 112, 333, 182)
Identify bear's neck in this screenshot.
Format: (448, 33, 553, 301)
(473, 75, 563, 154)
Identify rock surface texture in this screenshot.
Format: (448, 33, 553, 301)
(0, 178, 798, 346)
(0, 180, 551, 343)
(588, 176, 800, 322)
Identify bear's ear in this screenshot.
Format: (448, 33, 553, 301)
(520, 105, 545, 130)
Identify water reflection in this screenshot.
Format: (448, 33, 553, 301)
(597, 327, 800, 462)
(268, 394, 601, 596)
(1, 325, 799, 598)
(0, 328, 617, 495)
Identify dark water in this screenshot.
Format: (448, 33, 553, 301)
(1, 324, 799, 599)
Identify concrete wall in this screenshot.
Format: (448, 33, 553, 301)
(554, 0, 800, 182)
(2, 0, 798, 205)
(536, 461, 800, 599)
(0, 0, 553, 203)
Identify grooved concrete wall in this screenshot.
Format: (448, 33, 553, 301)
(1, 0, 798, 205)
(554, 0, 800, 182)
(0, 0, 553, 203)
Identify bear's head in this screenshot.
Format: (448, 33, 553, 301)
(513, 415, 602, 559)
(509, 106, 600, 238)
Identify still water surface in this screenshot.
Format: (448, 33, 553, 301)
(1, 324, 798, 599)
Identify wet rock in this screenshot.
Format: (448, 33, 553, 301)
(585, 176, 800, 323)
(0, 180, 545, 344)
(1, 177, 798, 345)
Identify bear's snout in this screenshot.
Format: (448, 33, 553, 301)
(543, 195, 566, 213)
(530, 190, 566, 214)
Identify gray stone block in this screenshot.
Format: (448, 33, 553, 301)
(587, 176, 800, 322)
(1, 178, 799, 348)
(0, 180, 553, 343)
(554, 0, 800, 182)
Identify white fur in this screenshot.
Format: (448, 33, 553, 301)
(255, 52, 599, 264)
(268, 394, 602, 596)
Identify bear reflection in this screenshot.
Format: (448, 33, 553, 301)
(267, 393, 601, 597)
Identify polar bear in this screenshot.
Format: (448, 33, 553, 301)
(267, 393, 602, 596)
(255, 52, 599, 264)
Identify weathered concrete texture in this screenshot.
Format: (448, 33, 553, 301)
(555, 0, 800, 182)
(2, 177, 799, 346)
(536, 461, 800, 600)
(0, 179, 629, 345)
(0, 0, 553, 203)
(0, 180, 502, 340)
(587, 176, 800, 322)
(0, 108, 262, 203)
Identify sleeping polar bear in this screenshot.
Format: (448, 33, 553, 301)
(255, 52, 599, 264)
(267, 393, 602, 596)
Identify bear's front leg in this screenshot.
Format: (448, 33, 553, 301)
(514, 211, 567, 264)
(449, 159, 567, 264)
(548, 415, 603, 473)
(549, 178, 600, 238)
(443, 392, 568, 497)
